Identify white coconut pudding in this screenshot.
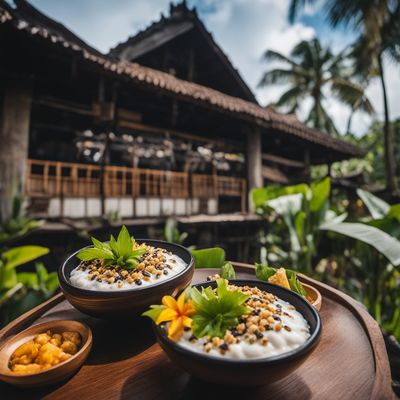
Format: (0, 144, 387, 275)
(167, 282, 310, 360)
(69, 230, 187, 291)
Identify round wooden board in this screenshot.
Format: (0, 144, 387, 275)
(0, 264, 395, 400)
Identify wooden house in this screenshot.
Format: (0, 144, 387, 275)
(0, 0, 364, 221)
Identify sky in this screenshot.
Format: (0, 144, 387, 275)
(27, 0, 400, 136)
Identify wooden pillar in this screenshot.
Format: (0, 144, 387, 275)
(304, 149, 310, 183)
(246, 128, 263, 189)
(0, 79, 32, 223)
(246, 127, 263, 212)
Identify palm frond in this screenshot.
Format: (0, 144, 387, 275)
(325, 0, 366, 29)
(381, 2, 400, 62)
(306, 100, 339, 136)
(325, 46, 350, 76)
(319, 105, 340, 136)
(351, 37, 380, 77)
(291, 40, 315, 63)
(258, 31, 382, 137)
(292, 38, 323, 72)
(275, 86, 305, 111)
(261, 50, 301, 68)
(322, 112, 340, 137)
(288, 0, 301, 23)
(288, 0, 317, 23)
(258, 69, 296, 87)
(331, 78, 374, 115)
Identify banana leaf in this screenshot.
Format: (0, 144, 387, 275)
(320, 221, 400, 266)
(3, 246, 49, 270)
(251, 183, 308, 208)
(310, 178, 330, 212)
(357, 189, 390, 219)
(267, 193, 303, 252)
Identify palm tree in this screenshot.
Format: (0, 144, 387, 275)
(258, 38, 373, 136)
(288, 0, 400, 192)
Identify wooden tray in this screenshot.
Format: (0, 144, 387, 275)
(0, 263, 395, 400)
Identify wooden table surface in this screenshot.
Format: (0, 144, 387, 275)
(0, 264, 396, 400)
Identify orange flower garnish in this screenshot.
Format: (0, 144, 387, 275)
(156, 291, 196, 341)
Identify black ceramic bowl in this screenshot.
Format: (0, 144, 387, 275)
(59, 240, 194, 319)
(153, 279, 322, 386)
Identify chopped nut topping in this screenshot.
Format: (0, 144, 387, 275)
(76, 243, 180, 287)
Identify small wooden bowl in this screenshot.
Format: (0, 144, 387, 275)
(0, 320, 92, 388)
(154, 279, 322, 386)
(59, 240, 194, 319)
(302, 282, 322, 311)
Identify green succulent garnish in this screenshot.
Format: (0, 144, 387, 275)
(255, 263, 307, 297)
(190, 278, 250, 339)
(220, 261, 236, 279)
(76, 225, 146, 269)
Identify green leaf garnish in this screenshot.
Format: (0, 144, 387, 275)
(142, 305, 165, 322)
(76, 225, 146, 269)
(191, 247, 235, 279)
(117, 225, 132, 257)
(220, 262, 236, 279)
(255, 263, 307, 297)
(190, 278, 250, 339)
(286, 270, 307, 297)
(191, 247, 226, 268)
(255, 263, 276, 281)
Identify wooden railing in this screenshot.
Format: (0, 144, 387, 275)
(217, 176, 246, 197)
(105, 166, 188, 198)
(26, 159, 245, 202)
(191, 174, 217, 198)
(26, 160, 101, 197)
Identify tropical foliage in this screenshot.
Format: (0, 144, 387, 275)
(258, 38, 373, 135)
(164, 218, 188, 246)
(252, 178, 337, 274)
(0, 245, 58, 327)
(252, 179, 400, 340)
(163, 218, 195, 251)
(0, 193, 56, 327)
(330, 119, 400, 189)
(327, 189, 400, 338)
(0, 194, 43, 244)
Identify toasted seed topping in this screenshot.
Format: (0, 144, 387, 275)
(76, 242, 183, 286)
(181, 283, 298, 354)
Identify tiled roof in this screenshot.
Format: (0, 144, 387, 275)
(0, 2, 365, 159)
(109, 1, 257, 103)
